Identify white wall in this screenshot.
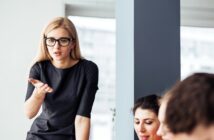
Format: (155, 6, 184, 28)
(0, 0, 64, 139)
(115, 0, 134, 139)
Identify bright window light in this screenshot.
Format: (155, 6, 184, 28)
(181, 26, 214, 79)
(68, 16, 116, 140)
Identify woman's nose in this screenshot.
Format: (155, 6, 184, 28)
(138, 124, 146, 132)
(53, 41, 61, 49)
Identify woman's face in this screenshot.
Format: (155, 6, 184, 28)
(157, 100, 175, 140)
(46, 28, 74, 62)
(134, 108, 161, 140)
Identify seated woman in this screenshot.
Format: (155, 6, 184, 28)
(133, 94, 162, 140)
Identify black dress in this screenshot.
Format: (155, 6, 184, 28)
(25, 59, 98, 140)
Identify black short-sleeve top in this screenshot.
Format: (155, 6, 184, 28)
(25, 59, 98, 138)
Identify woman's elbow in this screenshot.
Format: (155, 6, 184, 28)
(24, 104, 36, 119)
(24, 109, 36, 119)
(75, 115, 90, 125)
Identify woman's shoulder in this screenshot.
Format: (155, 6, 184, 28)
(81, 59, 98, 70)
(31, 60, 50, 70)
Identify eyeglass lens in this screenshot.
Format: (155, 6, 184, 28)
(45, 37, 71, 47)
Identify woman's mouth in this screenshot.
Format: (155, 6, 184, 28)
(53, 52, 61, 56)
(139, 136, 149, 140)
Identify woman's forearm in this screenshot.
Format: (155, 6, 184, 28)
(24, 90, 45, 119)
(75, 115, 90, 140)
(24, 79, 53, 119)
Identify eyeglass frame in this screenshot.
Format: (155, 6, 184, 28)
(44, 36, 75, 47)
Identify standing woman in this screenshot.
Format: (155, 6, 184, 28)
(133, 94, 162, 140)
(24, 17, 99, 140)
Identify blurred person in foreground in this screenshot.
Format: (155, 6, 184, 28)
(158, 73, 214, 140)
(157, 92, 175, 140)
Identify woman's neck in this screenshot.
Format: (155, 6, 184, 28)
(52, 58, 78, 69)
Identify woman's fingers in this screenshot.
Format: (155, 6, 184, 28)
(29, 78, 53, 93)
(28, 78, 40, 84)
(28, 78, 44, 88)
(41, 84, 53, 93)
(45, 86, 54, 93)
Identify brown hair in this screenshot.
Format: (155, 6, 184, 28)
(133, 94, 161, 116)
(165, 73, 214, 134)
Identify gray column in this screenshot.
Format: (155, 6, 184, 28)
(134, 1, 180, 139)
(134, 0, 180, 99)
(116, 0, 180, 140)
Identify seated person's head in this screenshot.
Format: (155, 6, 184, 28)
(133, 94, 162, 140)
(165, 73, 214, 140)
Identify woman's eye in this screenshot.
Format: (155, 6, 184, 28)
(48, 38, 55, 43)
(134, 121, 140, 125)
(145, 121, 153, 125)
(60, 39, 69, 43)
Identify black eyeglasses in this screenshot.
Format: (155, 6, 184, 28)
(44, 37, 73, 47)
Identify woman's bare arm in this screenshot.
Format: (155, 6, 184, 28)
(75, 115, 90, 140)
(24, 78, 53, 119)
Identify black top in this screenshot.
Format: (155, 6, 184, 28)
(25, 59, 98, 140)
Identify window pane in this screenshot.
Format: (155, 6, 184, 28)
(181, 26, 214, 79)
(68, 16, 116, 140)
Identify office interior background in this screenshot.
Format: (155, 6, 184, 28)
(0, 0, 214, 139)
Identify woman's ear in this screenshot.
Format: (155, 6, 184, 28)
(70, 41, 76, 49)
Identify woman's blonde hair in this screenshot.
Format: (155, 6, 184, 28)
(33, 17, 82, 64)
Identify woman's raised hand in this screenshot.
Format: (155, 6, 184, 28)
(24, 78, 54, 119)
(28, 78, 53, 94)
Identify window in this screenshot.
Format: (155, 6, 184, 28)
(181, 26, 214, 79)
(68, 16, 116, 140)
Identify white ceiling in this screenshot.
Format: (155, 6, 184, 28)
(181, 0, 214, 27)
(65, 0, 214, 27)
(65, 0, 115, 18)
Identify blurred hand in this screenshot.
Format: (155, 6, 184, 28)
(28, 78, 53, 93)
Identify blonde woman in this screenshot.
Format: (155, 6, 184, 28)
(24, 17, 99, 140)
